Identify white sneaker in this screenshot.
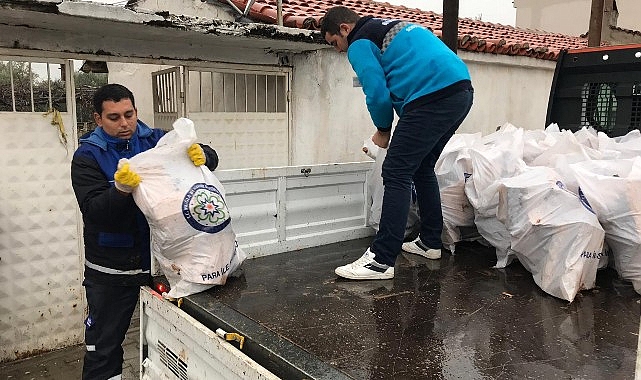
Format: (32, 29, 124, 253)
(402, 238, 441, 259)
(335, 249, 394, 280)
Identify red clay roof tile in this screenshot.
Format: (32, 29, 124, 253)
(219, 0, 590, 60)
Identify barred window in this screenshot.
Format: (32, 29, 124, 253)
(0, 60, 67, 113)
(187, 69, 287, 113)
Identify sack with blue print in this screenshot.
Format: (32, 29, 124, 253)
(128, 118, 246, 298)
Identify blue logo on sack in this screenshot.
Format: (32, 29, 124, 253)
(182, 183, 231, 233)
(577, 187, 596, 215)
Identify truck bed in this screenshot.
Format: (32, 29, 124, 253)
(173, 238, 639, 379)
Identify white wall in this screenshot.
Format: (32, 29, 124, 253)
(291, 49, 373, 165)
(515, 0, 641, 36)
(107, 62, 171, 128)
(461, 51, 556, 135)
(0, 112, 83, 362)
(616, 0, 641, 31)
(515, 0, 592, 35)
(290, 49, 555, 165)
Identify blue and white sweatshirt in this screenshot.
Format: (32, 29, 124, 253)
(347, 16, 472, 131)
(71, 121, 165, 286)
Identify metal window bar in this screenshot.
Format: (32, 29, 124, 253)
(162, 74, 167, 112)
(29, 62, 34, 112)
(166, 73, 171, 112)
(170, 73, 175, 113)
(155, 76, 160, 112)
(162, 74, 168, 112)
(162, 75, 166, 111)
(167, 75, 176, 112)
(165, 73, 170, 112)
(185, 69, 288, 114)
(157, 75, 163, 112)
(47, 63, 52, 110)
(157, 74, 162, 112)
(166, 73, 172, 112)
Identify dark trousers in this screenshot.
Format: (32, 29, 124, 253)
(82, 280, 139, 380)
(372, 87, 474, 266)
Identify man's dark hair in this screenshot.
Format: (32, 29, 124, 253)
(320, 6, 360, 36)
(93, 83, 136, 114)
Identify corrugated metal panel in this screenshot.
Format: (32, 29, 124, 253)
(0, 112, 84, 362)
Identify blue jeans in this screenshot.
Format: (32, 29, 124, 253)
(371, 87, 474, 266)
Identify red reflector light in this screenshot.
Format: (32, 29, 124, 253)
(155, 282, 168, 294)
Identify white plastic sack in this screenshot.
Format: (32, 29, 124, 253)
(573, 126, 599, 150)
(571, 157, 641, 294)
(129, 118, 246, 298)
(363, 138, 420, 240)
(529, 129, 602, 193)
(496, 167, 605, 302)
(435, 133, 480, 252)
(522, 128, 557, 165)
(464, 126, 527, 267)
(597, 129, 641, 159)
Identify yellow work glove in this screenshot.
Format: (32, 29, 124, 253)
(113, 159, 141, 194)
(188, 143, 206, 166)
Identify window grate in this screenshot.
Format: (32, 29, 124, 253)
(580, 82, 617, 134)
(153, 71, 178, 114)
(188, 69, 287, 113)
(0, 60, 67, 113)
(157, 340, 188, 380)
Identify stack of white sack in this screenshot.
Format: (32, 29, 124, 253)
(128, 118, 246, 298)
(571, 157, 641, 294)
(362, 138, 420, 240)
(436, 124, 641, 301)
(496, 166, 605, 302)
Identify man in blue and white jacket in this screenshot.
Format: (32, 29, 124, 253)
(321, 6, 474, 280)
(71, 83, 218, 379)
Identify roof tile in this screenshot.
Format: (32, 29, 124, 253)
(221, 0, 591, 60)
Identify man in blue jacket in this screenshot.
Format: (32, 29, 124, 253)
(321, 6, 474, 280)
(71, 83, 219, 379)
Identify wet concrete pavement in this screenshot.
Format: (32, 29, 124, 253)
(2, 238, 640, 379)
(0, 305, 140, 380)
